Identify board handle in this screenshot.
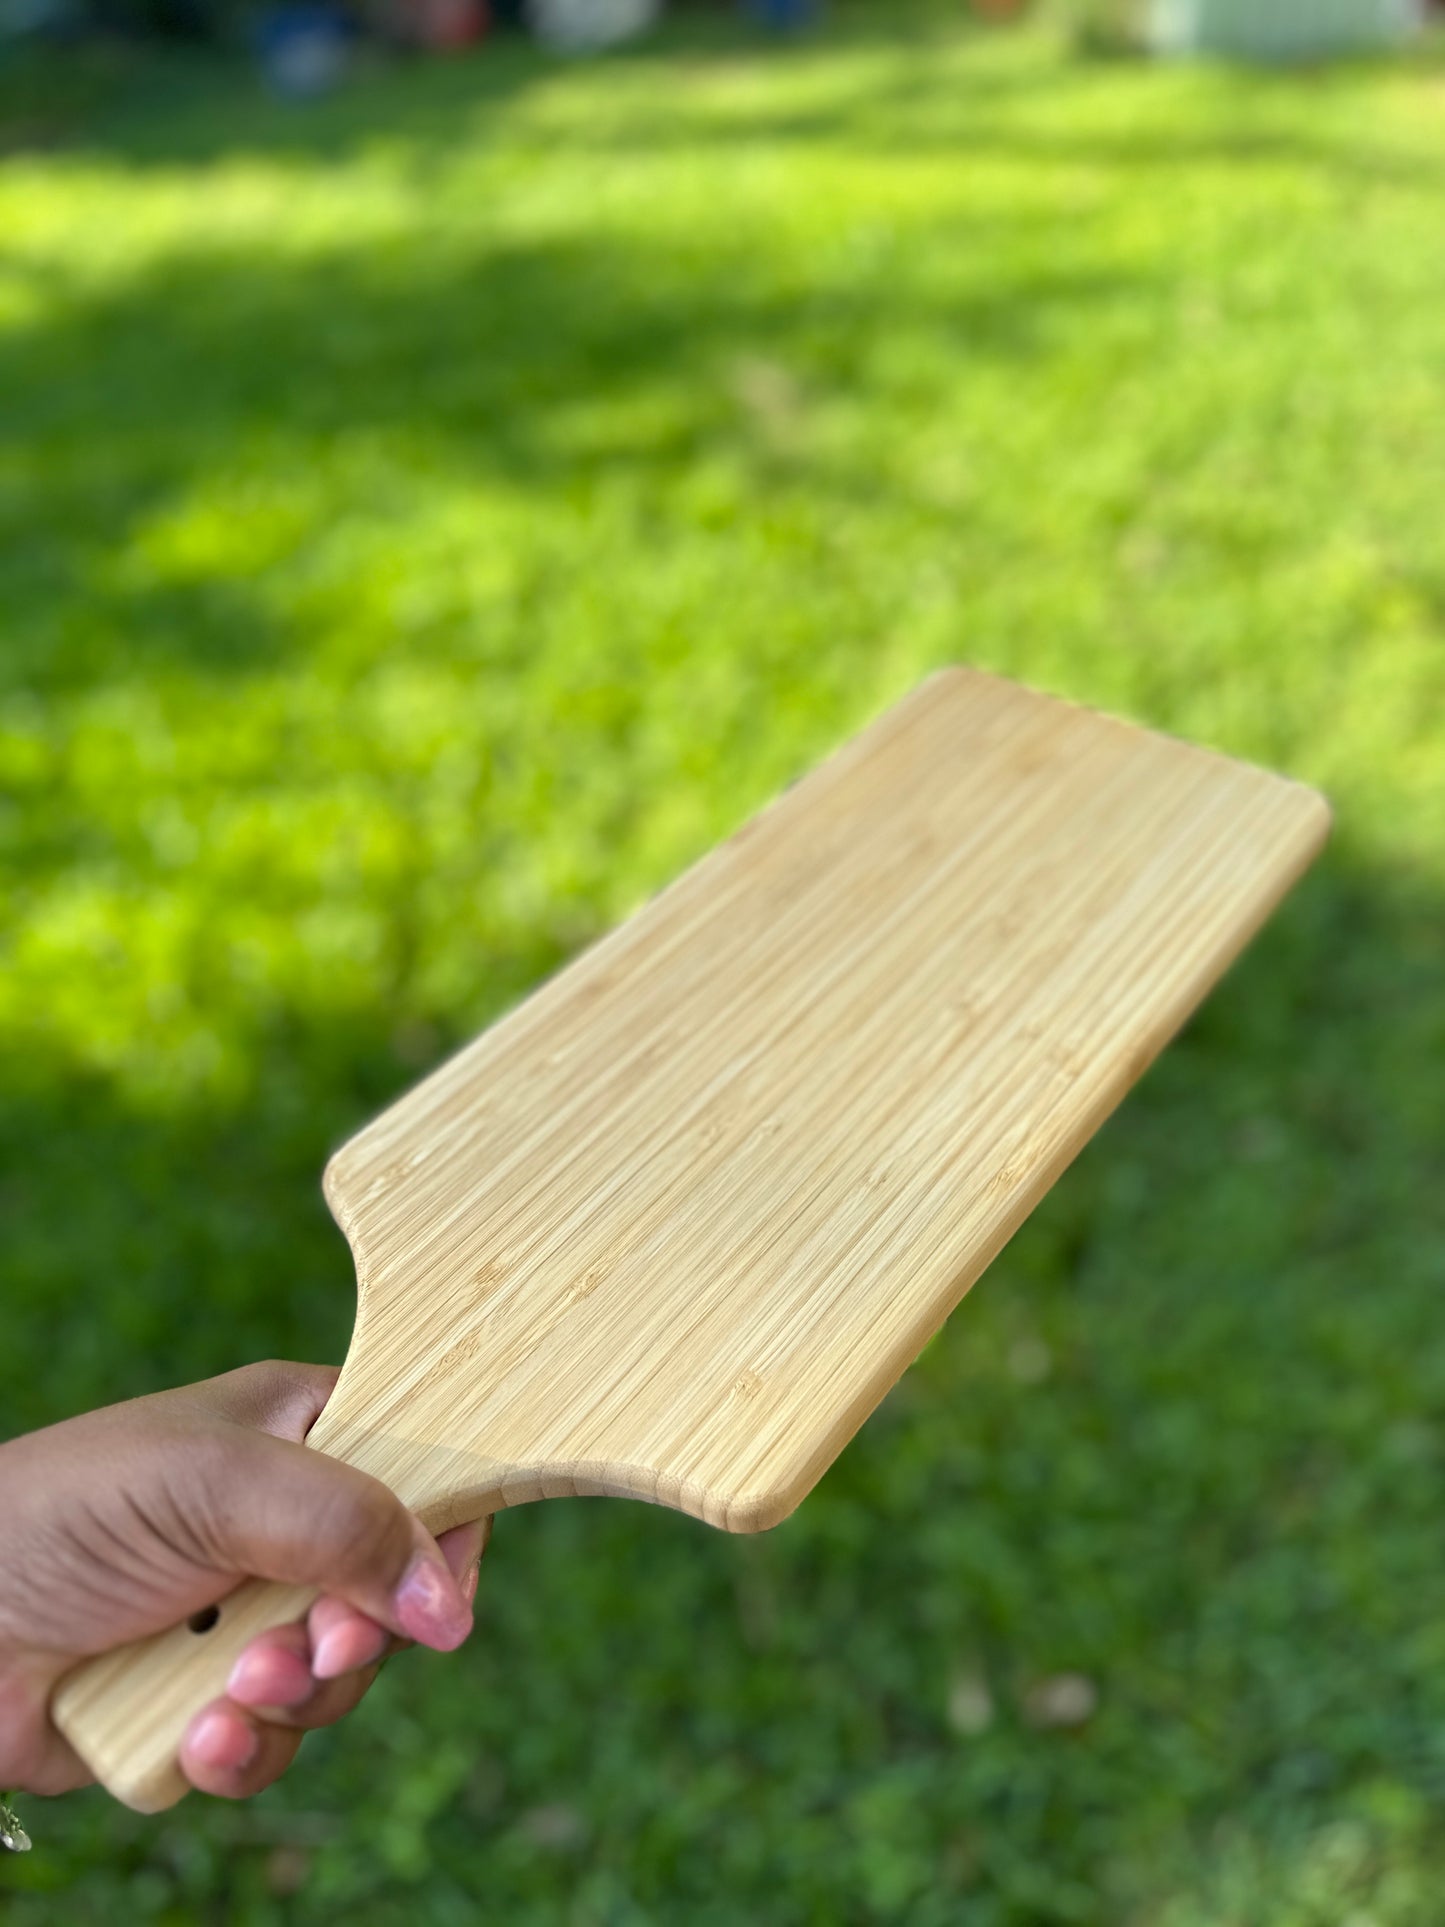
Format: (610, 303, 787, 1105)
(51, 1578, 320, 1813)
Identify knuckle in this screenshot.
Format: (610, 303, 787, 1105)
(184, 1426, 250, 1522)
(318, 1475, 410, 1585)
(217, 1360, 289, 1417)
(211, 1360, 337, 1436)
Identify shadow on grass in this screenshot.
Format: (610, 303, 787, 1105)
(0, 206, 1155, 697)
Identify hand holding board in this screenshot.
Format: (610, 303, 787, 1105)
(53, 669, 1329, 1810)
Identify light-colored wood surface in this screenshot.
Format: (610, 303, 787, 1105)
(53, 668, 1330, 1811)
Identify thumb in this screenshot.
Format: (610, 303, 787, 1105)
(187, 1423, 474, 1654)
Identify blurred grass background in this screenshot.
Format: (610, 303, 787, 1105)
(3, 5, 1445, 1920)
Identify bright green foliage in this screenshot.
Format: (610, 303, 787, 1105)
(3, 11, 1444, 1922)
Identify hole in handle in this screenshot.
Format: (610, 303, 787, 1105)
(187, 1606, 221, 1634)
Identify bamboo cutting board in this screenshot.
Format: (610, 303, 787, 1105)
(54, 668, 1330, 1810)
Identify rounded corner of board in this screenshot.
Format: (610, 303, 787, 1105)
(117, 1763, 191, 1816)
(319, 1150, 368, 1261)
(915, 663, 978, 704)
(1296, 781, 1335, 849)
(715, 1483, 805, 1537)
(320, 1147, 355, 1219)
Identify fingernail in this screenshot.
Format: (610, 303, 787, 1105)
(461, 1558, 481, 1606)
(188, 1707, 258, 1772)
(312, 1619, 389, 1682)
(227, 1646, 313, 1708)
(394, 1554, 472, 1651)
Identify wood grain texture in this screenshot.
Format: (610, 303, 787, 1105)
(53, 668, 1330, 1811)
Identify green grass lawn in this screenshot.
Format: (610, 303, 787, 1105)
(3, 8, 1445, 1921)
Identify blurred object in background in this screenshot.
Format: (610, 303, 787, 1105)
(400, 0, 489, 49)
(422, 0, 487, 45)
(1054, 0, 1424, 55)
(1045, 0, 1151, 52)
(256, 0, 353, 89)
(526, 0, 659, 50)
(0, 0, 72, 36)
(1151, 0, 1423, 54)
(743, 0, 820, 28)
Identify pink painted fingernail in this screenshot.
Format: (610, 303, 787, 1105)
(461, 1559, 481, 1606)
(312, 1619, 389, 1682)
(393, 1554, 472, 1651)
(227, 1646, 313, 1708)
(187, 1707, 258, 1772)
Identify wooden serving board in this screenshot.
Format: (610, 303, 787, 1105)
(54, 668, 1330, 1810)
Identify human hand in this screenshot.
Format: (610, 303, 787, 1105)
(0, 1361, 488, 1800)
